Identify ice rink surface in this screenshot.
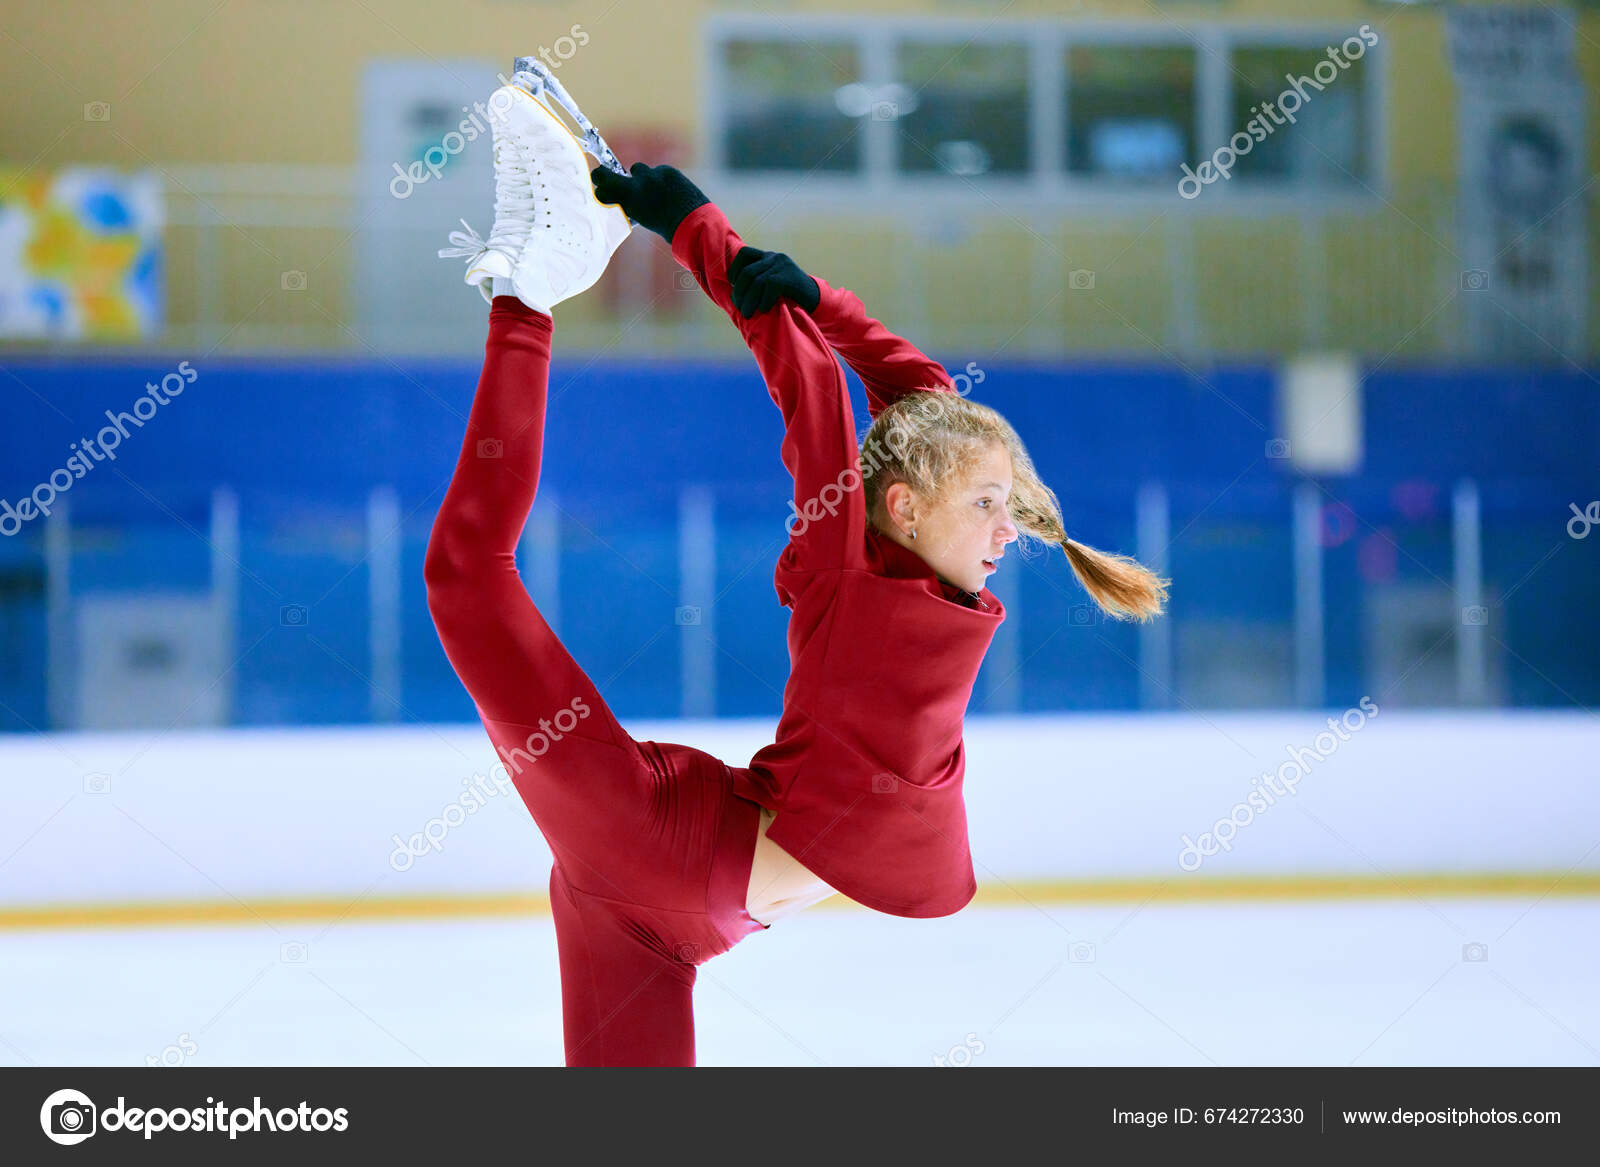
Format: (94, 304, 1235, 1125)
(4, 898, 1596, 1067)
(3, 715, 1598, 1066)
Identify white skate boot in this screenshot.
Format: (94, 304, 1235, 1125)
(438, 64, 631, 312)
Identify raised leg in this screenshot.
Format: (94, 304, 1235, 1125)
(424, 299, 650, 881)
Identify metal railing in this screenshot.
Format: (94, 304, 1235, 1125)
(3, 472, 1586, 734)
(10, 163, 1568, 362)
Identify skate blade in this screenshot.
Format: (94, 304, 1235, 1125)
(511, 56, 627, 177)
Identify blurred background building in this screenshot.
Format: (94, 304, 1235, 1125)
(2, 0, 1596, 731)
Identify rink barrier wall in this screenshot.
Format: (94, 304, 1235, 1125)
(1, 711, 1595, 930)
(2, 358, 1597, 729)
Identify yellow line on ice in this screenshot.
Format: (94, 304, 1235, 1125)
(3, 871, 1598, 932)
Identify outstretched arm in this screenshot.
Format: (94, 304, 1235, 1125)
(808, 276, 955, 418)
(721, 247, 955, 417)
(589, 164, 866, 572)
(670, 205, 866, 571)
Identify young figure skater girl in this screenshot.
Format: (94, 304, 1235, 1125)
(429, 66, 1168, 1067)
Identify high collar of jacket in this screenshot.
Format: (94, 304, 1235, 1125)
(864, 524, 998, 614)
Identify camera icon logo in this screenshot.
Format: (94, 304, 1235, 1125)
(674, 269, 699, 291)
(280, 270, 307, 292)
(83, 772, 112, 794)
(280, 941, 308, 963)
(1461, 942, 1489, 962)
(476, 438, 503, 459)
(1069, 604, 1097, 626)
(279, 604, 308, 627)
(1068, 941, 1096, 963)
(870, 772, 898, 794)
(40, 1088, 97, 1145)
(1068, 269, 1096, 291)
(83, 102, 111, 122)
(675, 605, 701, 626)
(675, 942, 701, 963)
(859, 83, 917, 121)
(1460, 270, 1490, 291)
(1461, 605, 1488, 626)
(1266, 438, 1292, 459)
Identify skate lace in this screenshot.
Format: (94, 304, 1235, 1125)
(436, 129, 596, 270)
(437, 219, 491, 263)
(436, 137, 537, 265)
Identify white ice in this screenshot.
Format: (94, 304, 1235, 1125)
(3, 897, 1596, 1066)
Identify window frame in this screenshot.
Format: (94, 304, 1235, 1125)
(701, 14, 1389, 213)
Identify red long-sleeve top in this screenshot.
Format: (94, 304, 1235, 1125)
(672, 203, 1006, 918)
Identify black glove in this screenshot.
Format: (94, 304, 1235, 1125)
(589, 162, 710, 244)
(726, 246, 820, 318)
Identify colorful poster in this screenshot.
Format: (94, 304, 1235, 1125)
(0, 167, 163, 339)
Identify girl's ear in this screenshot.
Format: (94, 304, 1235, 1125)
(883, 481, 915, 535)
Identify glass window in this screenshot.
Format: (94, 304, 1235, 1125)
(1066, 45, 1197, 179)
(712, 28, 1378, 193)
(1227, 46, 1371, 184)
(721, 39, 862, 172)
(894, 42, 1030, 176)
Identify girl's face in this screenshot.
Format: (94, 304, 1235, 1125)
(883, 441, 1019, 595)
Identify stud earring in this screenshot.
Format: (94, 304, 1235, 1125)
(911, 529, 917, 540)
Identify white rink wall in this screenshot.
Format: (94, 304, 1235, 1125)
(1, 710, 1595, 907)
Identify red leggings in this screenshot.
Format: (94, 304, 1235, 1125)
(423, 297, 768, 1067)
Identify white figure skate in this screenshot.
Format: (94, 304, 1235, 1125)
(437, 59, 632, 311)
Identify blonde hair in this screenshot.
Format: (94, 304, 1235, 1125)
(859, 391, 1170, 623)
